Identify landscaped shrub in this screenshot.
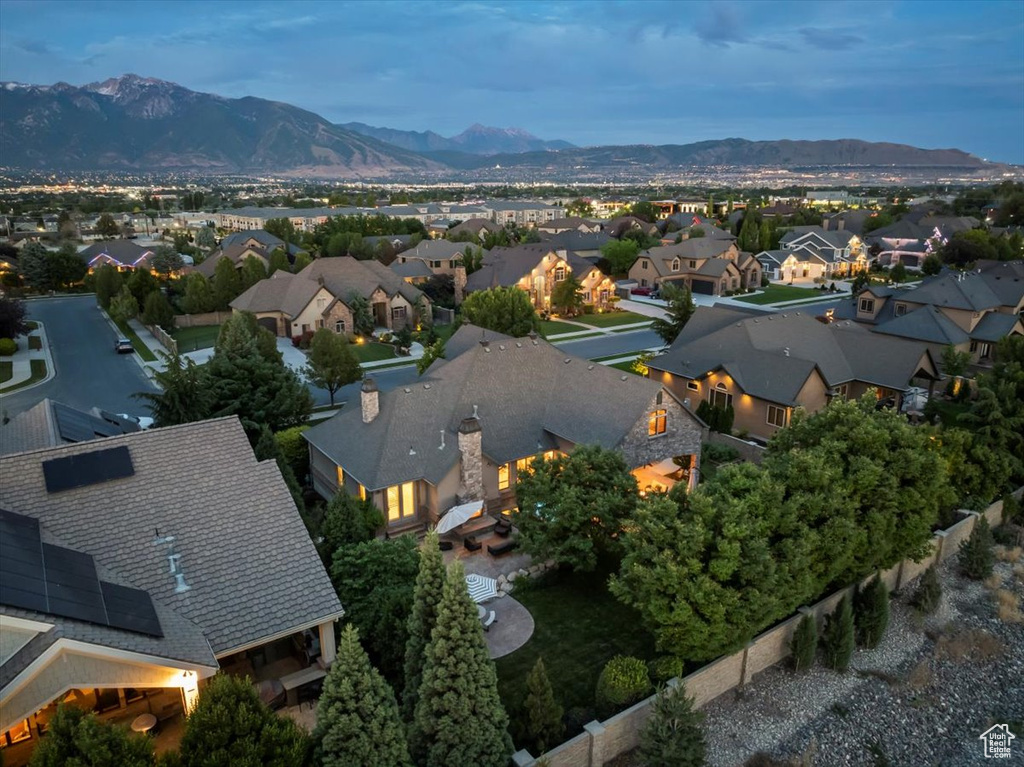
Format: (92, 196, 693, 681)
(854, 576, 890, 649)
(1002, 493, 1021, 525)
(701, 442, 739, 464)
(790, 614, 817, 672)
(298, 329, 315, 349)
(595, 655, 651, 717)
(648, 655, 685, 684)
(959, 517, 995, 580)
(638, 683, 706, 767)
(522, 657, 564, 756)
(0, 337, 16, 355)
(910, 565, 942, 614)
(820, 595, 855, 673)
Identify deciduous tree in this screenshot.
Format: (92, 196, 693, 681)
(240, 256, 268, 290)
(600, 239, 640, 276)
(212, 257, 243, 309)
(96, 213, 120, 238)
(550, 274, 584, 316)
(142, 290, 175, 330)
(94, 264, 123, 309)
(321, 491, 383, 557)
(181, 272, 215, 314)
(304, 328, 361, 405)
(651, 282, 695, 345)
(109, 284, 139, 324)
(151, 245, 185, 275)
(0, 296, 29, 339)
(460, 286, 540, 337)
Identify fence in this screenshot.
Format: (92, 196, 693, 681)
(433, 306, 455, 325)
(512, 491, 1018, 767)
(147, 324, 177, 356)
(174, 310, 233, 328)
(706, 431, 766, 464)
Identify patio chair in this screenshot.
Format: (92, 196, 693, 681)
(464, 536, 482, 552)
(438, 539, 454, 552)
(483, 610, 497, 631)
(494, 518, 512, 537)
(487, 539, 517, 556)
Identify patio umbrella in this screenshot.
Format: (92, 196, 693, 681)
(465, 573, 498, 603)
(436, 500, 484, 534)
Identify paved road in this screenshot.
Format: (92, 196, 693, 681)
(0, 296, 157, 420)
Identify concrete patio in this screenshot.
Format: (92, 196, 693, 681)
(442, 529, 534, 579)
(483, 595, 535, 659)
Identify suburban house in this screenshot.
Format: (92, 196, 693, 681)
(756, 226, 867, 282)
(628, 240, 761, 295)
(303, 325, 706, 533)
(231, 256, 429, 337)
(0, 418, 342, 762)
(604, 216, 660, 239)
(537, 230, 612, 260)
(536, 217, 603, 235)
(648, 306, 940, 442)
(465, 245, 617, 311)
(195, 242, 275, 279)
(447, 218, 501, 240)
(864, 214, 980, 269)
(822, 209, 874, 235)
(0, 400, 147, 456)
(220, 230, 305, 258)
(77, 241, 156, 272)
(391, 240, 469, 303)
(830, 264, 1024, 365)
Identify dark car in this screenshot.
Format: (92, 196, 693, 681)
(631, 286, 654, 296)
(115, 338, 134, 354)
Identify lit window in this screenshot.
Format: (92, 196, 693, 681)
(336, 466, 345, 487)
(498, 463, 510, 490)
(687, 380, 699, 391)
(648, 409, 667, 436)
(358, 484, 367, 501)
(859, 298, 875, 313)
(516, 457, 532, 474)
(710, 383, 733, 409)
(767, 405, 789, 428)
(386, 481, 417, 522)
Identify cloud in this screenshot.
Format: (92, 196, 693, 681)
(12, 38, 51, 55)
(693, 3, 746, 47)
(799, 27, 864, 50)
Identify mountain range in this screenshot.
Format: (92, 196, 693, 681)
(0, 75, 999, 177)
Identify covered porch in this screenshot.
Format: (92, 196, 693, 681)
(631, 453, 698, 496)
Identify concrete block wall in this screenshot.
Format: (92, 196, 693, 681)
(743, 612, 803, 681)
(706, 431, 766, 464)
(937, 513, 976, 562)
(897, 537, 940, 589)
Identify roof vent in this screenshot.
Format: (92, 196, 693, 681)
(621, 375, 628, 381)
(795, 311, 801, 316)
(782, 314, 787, 318)
(404, 387, 411, 393)
(472, 404, 479, 418)
(564, 358, 571, 364)
(588, 364, 595, 370)
(423, 384, 431, 389)
(498, 344, 506, 351)
(783, 347, 790, 357)
(480, 339, 490, 348)
(409, 446, 417, 456)
(753, 319, 758, 323)
(515, 342, 523, 348)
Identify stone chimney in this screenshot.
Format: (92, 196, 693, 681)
(361, 378, 379, 423)
(453, 265, 467, 305)
(457, 415, 483, 502)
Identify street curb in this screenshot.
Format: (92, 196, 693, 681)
(0, 322, 56, 396)
(97, 306, 160, 386)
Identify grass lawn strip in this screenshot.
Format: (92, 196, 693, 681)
(578, 310, 650, 328)
(609, 360, 641, 374)
(495, 568, 657, 730)
(352, 341, 397, 363)
(733, 284, 823, 305)
(171, 324, 221, 351)
(0, 359, 47, 393)
(539, 319, 583, 337)
(28, 335, 42, 350)
(116, 321, 157, 362)
(0, 361, 12, 384)
(550, 332, 603, 342)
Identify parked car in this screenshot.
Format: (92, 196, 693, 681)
(114, 338, 134, 354)
(630, 286, 655, 296)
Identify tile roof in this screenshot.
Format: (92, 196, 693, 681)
(304, 326, 686, 489)
(0, 418, 342, 657)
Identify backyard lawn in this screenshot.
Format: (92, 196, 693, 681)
(540, 320, 583, 337)
(352, 341, 397, 363)
(171, 324, 222, 351)
(579, 310, 650, 328)
(495, 566, 657, 730)
(733, 284, 826, 305)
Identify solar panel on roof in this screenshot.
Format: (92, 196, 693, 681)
(42, 445, 134, 493)
(101, 582, 163, 638)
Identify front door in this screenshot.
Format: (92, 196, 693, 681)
(372, 302, 388, 328)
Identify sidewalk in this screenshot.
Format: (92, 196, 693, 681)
(0, 323, 55, 393)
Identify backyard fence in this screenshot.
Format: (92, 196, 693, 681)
(706, 431, 766, 464)
(433, 306, 455, 325)
(175, 310, 233, 327)
(146, 324, 177, 356)
(512, 491, 1018, 767)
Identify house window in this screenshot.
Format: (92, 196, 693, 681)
(516, 457, 532, 474)
(431, 260, 441, 268)
(335, 320, 346, 333)
(392, 306, 407, 320)
(498, 463, 511, 491)
(671, 258, 680, 272)
(859, 298, 875, 313)
(358, 484, 367, 501)
(336, 466, 345, 487)
(555, 266, 566, 281)
(687, 380, 699, 392)
(710, 383, 732, 409)
(689, 260, 697, 269)
(640, 279, 648, 287)
(386, 481, 417, 523)
(640, 259, 649, 270)
(583, 290, 591, 302)
(648, 409, 667, 436)
(835, 384, 849, 398)
(894, 303, 907, 317)
(969, 340, 978, 353)
(317, 298, 327, 309)
(767, 405, 789, 428)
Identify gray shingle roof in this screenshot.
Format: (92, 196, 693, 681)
(405, 240, 467, 260)
(0, 399, 141, 456)
(78, 240, 152, 266)
(301, 256, 424, 305)
(391, 260, 434, 279)
(220, 230, 304, 256)
(902, 272, 1002, 312)
(970, 311, 1023, 342)
(304, 326, 683, 490)
(0, 417, 342, 656)
(638, 240, 737, 278)
(872, 305, 970, 345)
(230, 270, 322, 318)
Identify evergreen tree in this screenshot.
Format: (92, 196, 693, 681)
(292, 252, 313, 273)
(136, 350, 212, 426)
(958, 516, 995, 580)
(638, 683, 706, 767)
(403, 532, 447, 755)
(790, 614, 817, 672)
(94, 263, 123, 310)
(29, 704, 154, 767)
(854, 576, 890, 649)
(240, 256, 268, 290)
(910, 565, 942, 614)
(651, 282, 695, 345)
(523, 657, 564, 756)
(758, 220, 772, 252)
(109, 284, 139, 324)
(820, 595, 855, 673)
(181, 273, 215, 314)
(142, 290, 176, 330)
(737, 211, 760, 252)
(312, 625, 412, 767)
(179, 673, 308, 767)
(212, 257, 242, 309)
(268, 248, 291, 275)
(126, 267, 159, 308)
(321, 491, 383, 556)
(414, 562, 513, 767)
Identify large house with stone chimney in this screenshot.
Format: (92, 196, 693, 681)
(303, 325, 706, 534)
(390, 240, 468, 304)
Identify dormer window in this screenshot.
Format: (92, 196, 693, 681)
(859, 298, 875, 313)
(555, 266, 566, 281)
(671, 258, 680, 272)
(894, 303, 907, 317)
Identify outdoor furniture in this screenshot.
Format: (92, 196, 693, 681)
(476, 604, 487, 621)
(488, 539, 517, 556)
(466, 573, 498, 602)
(494, 518, 512, 537)
(439, 539, 454, 552)
(130, 713, 157, 735)
(437, 500, 485, 535)
(464, 536, 482, 552)
(483, 611, 497, 631)
(280, 666, 328, 707)
(255, 679, 287, 710)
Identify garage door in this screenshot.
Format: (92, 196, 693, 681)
(257, 317, 278, 335)
(690, 279, 715, 295)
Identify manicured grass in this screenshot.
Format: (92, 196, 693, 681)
(0, 359, 47, 392)
(495, 567, 657, 727)
(0, 361, 11, 384)
(733, 284, 824, 305)
(352, 341, 397, 363)
(539, 320, 583, 337)
(432, 323, 457, 343)
(28, 335, 42, 350)
(115, 321, 158, 362)
(25, 321, 39, 330)
(578, 310, 649, 328)
(171, 324, 221, 351)
(609, 360, 641, 374)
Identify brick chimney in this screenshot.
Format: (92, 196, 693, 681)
(457, 415, 483, 502)
(361, 378, 379, 423)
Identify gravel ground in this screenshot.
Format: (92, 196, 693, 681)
(695, 555, 1024, 767)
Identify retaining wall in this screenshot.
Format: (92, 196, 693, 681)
(705, 431, 766, 464)
(514, 492, 1018, 766)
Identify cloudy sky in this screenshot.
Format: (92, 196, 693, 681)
(2, 0, 1022, 162)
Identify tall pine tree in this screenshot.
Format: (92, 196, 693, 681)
(638, 682, 706, 767)
(523, 657, 564, 756)
(312, 625, 412, 767)
(414, 561, 513, 767)
(821, 595, 855, 673)
(403, 532, 447, 745)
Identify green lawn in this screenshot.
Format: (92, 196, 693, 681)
(28, 335, 42, 350)
(579, 311, 649, 328)
(609, 360, 641, 375)
(0, 359, 47, 392)
(539, 320, 583, 337)
(115, 321, 157, 362)
(171, 324, 221, 351)
(0, 361, 11, 384)
(495, 567, 657, 730)
(353, 341, 397, 363)
(733, 284, 824, 305)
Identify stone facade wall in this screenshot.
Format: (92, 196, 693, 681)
(457, 419, 483, 502)
(618, 390, 705, 470)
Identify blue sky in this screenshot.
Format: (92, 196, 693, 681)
(2, 0, 1022, 163)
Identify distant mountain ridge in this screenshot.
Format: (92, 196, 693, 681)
(0, 75, 442, 177)
(340, 121, 575, 154)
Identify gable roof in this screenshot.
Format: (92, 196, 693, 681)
(540, 230, 612, 252)
(0, 399, 142, 456)
(391, 260, 434, 279)
(230, 270, 324, 318)
(0, 417, 342, 657)
(901, 272, 1002, 312)
(448, 218, 501, 237)
(300, 256, 424, 304)
(404, 240, 466, 261)
(637, 240, 737, 277)
(220, 229, 303, 256)
(78, 240, 153, 267)
(305, 326, 696, 490)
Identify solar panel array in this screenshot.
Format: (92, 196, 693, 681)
(0, 508, 163, 637)
(42, 445, 135, 494)
(51, 403, 140, 443)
